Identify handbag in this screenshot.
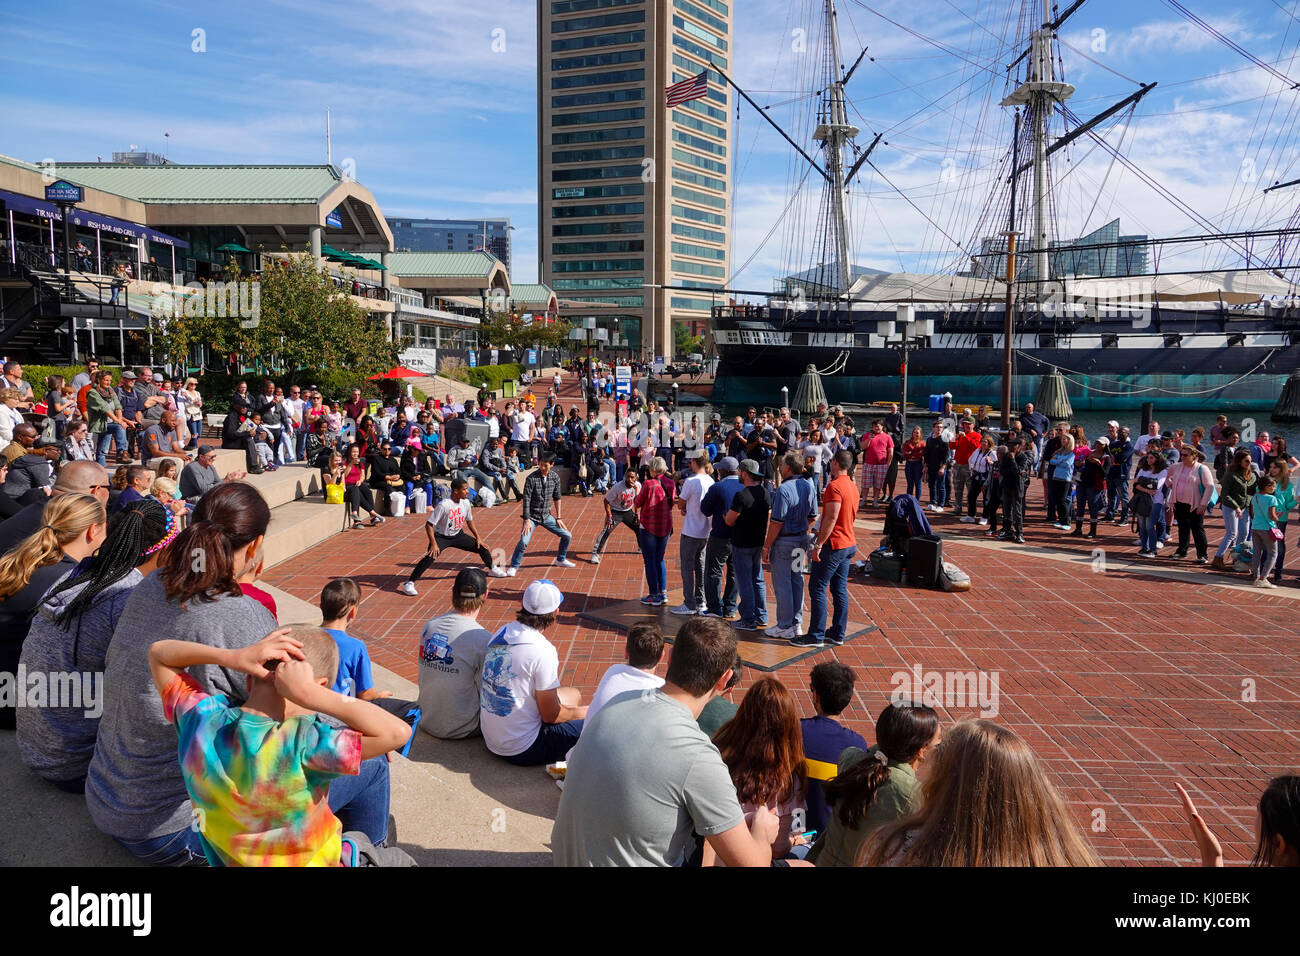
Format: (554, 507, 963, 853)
(1270, 526, 1285, 541)
(325, 482, 345, 505)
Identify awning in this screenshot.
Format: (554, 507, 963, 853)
(0, 189, 189, 248)
(216, 242, 252, 253)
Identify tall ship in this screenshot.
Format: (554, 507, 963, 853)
(710, 0, 1300, 412)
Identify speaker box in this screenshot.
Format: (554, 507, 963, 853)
(443, 418, 490, 457)
(907, 534, 944, 588)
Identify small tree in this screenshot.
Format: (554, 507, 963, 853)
(674, 320, 703, 359)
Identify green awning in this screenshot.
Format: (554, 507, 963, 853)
(216, 242, 252, 253)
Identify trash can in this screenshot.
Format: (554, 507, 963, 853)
(503, 380, 516, 398)
(928, 394, 944, 413)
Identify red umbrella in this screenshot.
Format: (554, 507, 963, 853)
(367, 366, 425, 380)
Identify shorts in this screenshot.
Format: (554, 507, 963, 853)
(861, 462, 888, 491)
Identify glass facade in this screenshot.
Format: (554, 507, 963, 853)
(552, 202, 645, 217)
(552, 126, 645, 145)
(671, 185, 726, 208)
(553, 259, 644, 272)
(672, 147, 726, 174)
(552, 163, 645, 181)
(553, 220, 644, 235)
(672, 167, 726, 192)
(553, 145, 645, 163)
(553, 239, 645, 255)
(552, 10, 645, 31)
(552, 68, 646, 89)
(671, 203, 725, 226)
(551, 184, 644, 200)
(552, 30, 645, 52)
(551, 49, 645, 71)
(552, 0, 644, 12)
(671, 222, 724, 243)
(552, 90, 645, 109)
(672, 241, 725, 260)
(672, 129, 726, 155)
(552, 106, 645, 125)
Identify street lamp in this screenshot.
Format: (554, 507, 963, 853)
(780, 385, 789, 411)
(878, 305, 934, 430)
(672, 381, 679, 410)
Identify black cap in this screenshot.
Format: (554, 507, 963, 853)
(454, 567, 487, 600)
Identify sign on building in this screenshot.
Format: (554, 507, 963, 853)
(615, 364, 631, 398)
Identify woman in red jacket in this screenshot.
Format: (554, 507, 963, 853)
(634, 456, 676, 606)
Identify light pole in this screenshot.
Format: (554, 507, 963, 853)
(781, 385, 789, 411)
(879, 306, 933, 431)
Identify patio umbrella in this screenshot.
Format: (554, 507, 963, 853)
(216, 242, 252, 254)
(367, 366, 425, 380)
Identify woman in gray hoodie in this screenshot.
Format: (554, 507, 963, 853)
(17, 499, 175, 791)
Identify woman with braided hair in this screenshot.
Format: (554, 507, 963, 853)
(17, 498, 178, 790)
(806, 700, 940, 867)
(0, 493, 108, 729)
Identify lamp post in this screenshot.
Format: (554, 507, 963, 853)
(672, 381, 679, 411)
(879, 306, 933, 431)
(781, 385, 789, 411)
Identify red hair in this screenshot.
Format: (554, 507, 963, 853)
(713, 677, 806, 807)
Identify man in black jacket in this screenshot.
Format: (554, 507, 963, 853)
(221, 406, 262, 474)
(998, 435, 1031, 544)
(2, 438, 61, 505)
(367, 440, 404, 513)
(255, 380, 283, 464)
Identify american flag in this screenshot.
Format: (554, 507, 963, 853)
(666, 70, 709, 107)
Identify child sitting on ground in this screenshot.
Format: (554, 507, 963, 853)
(319, 577, 393, 701)
(149, 627, 411, 866)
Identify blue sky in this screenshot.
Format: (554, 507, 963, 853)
(3, 0, 1298, 292)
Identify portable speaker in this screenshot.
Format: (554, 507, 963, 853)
(907, 534, 944, 588)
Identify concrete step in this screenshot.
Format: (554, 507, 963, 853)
(260, 498, 348, 569)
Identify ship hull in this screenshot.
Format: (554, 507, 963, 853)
(712, 305, 1300, 412)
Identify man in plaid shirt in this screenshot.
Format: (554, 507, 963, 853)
(506, 452, 577, 575)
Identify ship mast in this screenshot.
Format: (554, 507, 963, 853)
(1002, 0, 1075, 300)
(814, 0, 859, 295)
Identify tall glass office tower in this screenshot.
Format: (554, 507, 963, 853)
(538, 0, 732, 359)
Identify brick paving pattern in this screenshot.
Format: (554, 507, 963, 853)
(263, 377, 1299, 865)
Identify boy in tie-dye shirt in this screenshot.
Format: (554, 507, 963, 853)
(149, 627, 412, 867)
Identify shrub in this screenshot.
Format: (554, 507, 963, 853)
(439, 356, 468, 383)
(465, 363, 524, 392)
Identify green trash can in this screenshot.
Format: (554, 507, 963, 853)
(367, 400, 382, 416)
(503, 380, 516, 398)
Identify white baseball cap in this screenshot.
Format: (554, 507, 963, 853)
(1106, 420, 1119, 429)
(523, 579, 563, 615)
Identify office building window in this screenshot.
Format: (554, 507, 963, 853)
(672, 185, 726, 209)
(672, 167, 726, 192)
(554, 220, 644, 236)
(671, 147, 726, 175)
(671, 222, 725, 243)
(671, 241, 725, 260)
(552, 0, 644, 12)
(553, 163, 645, 182)
(552, 183, 645, 200)
(552, 201, 645, 217)
(673, 0, 727, 33)
(552, 30, 645, 53)
(552, 89, 645, 109)
(551, 49, 645, 71)
(671, 33, 726, 68)
(553, 145, 645, 164)
(553, 239, 646, 255)
(552, 258, 645, 272)
(672, 129, 726, 156)
(552, 10, 645, 32)
(551, 277, 645, 289)
(552, 126, 645, 145)
(671, 296, 717, 311)
(672, 110, 726, 140)
(552, 106, 646, 126)
(672, 259, 726, 277)
(552, 67, 646, 89)
(671, 203, 726, 226)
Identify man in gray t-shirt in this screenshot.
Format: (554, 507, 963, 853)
(551, 616, 778, 867)
(417, 569, 493, 739)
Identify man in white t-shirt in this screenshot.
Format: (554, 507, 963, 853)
(1133, 420, 1161, 457)
(418, 568, 495, 740)
(589, 470, 640, 564)
(479, 579, 587, 765)
(583, 622, 665, 724)
(509, 404, 537, 463)
(672, 450, 715, 615)
(400, 477, 507, 595)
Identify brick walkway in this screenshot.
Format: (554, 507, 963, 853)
(262, 380, 1299, 866)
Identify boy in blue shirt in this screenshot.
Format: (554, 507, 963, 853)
(319, 578, 392, 701)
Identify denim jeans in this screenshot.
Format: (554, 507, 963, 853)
(279, 427, 297, 463)
(404, 480, 434, 508)
(1139, 501, 1165, 552)
(639, 530, 670, 596)
(1107, 471, 1129, 518)
(510, 514, 572, 567)
(501, 720, 584, 766)
(1250, 530, 1279, 580)
(680, 534, 708, 610)
(927, 471, 946, 507)
(808, 545, 855, 642)
(117, 825, 209, 866)
(327, 754, 391, 845)
(731, 544, 767, 626)
(904, 460, 923, 498)
(1075, 487, 1105, 522)
(1216, 504, 1251, 558)
(94, 423, 127, 466)
(704, 535, 738, 616)
(771, 534, 810, 630)
(1276, 521, 1288, 579)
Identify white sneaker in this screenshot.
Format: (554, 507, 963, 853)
(978, 518, 989, 526)
(399, 581, 417, 596)
(960, 516, 975, 523)
(1154, 541, 1163, 551)
(767, 625, 793, 639)
(589, 554, 601, 564)
(488, 567, 509, 578)
(554, 558, 577, 568)
(670, 604, 696, 616)
(505, 567, 518, 577)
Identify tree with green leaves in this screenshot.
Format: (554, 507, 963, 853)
(674, 321, 704, 359)
(479, 308, 572, 353)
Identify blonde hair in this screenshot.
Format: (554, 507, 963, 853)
(1058, 434, 1075, 453)
(0, 387, 20, 404)
(151, 476, 179, 499)
(862, 719, 1100, 867)
(0, 493, 105, 600)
